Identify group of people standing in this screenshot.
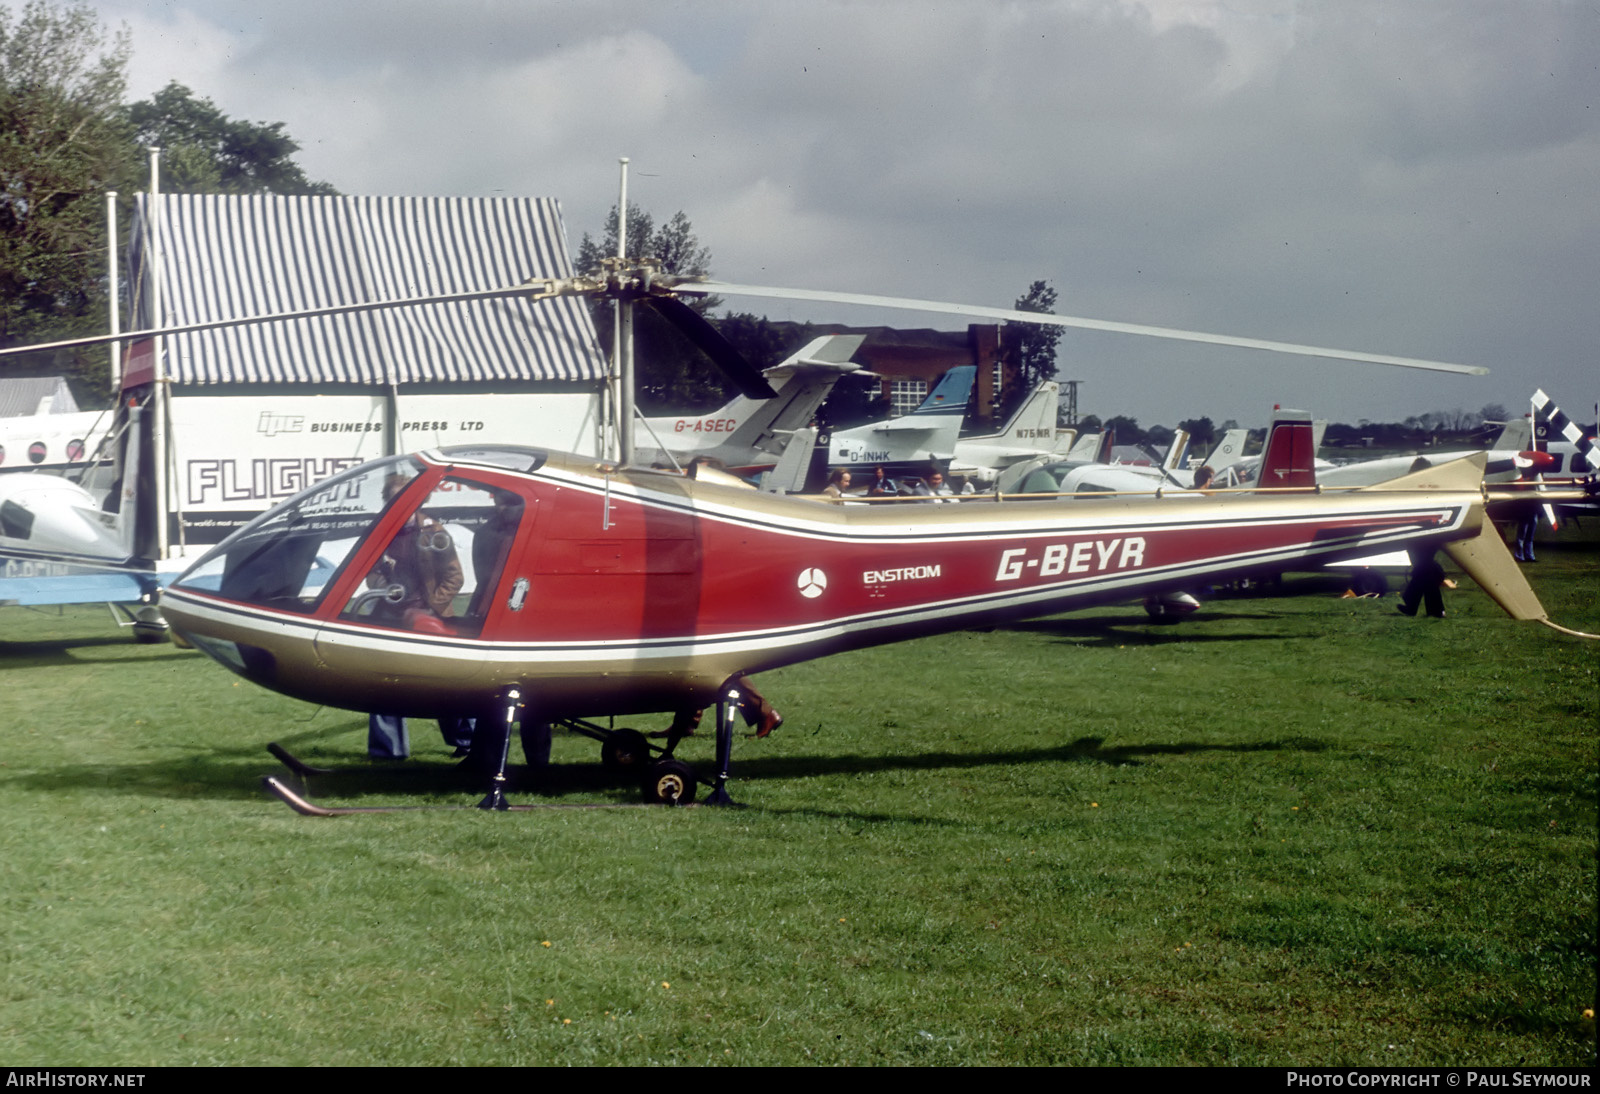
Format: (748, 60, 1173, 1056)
(821, 465, 973, 502)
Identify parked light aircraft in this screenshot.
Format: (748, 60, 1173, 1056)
(635, 334, 865, 475)
(0, 405, 112, 475)
(994, 426, 1251, 497)
(827, 365, 976, 474)
(949, 381, 1075, 483)
(0, 404, 169, 637)
(1219, 414, 1550, 491)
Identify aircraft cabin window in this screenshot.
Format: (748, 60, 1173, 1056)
(337, 476, 524, 636)
(1018, 470, 1061, 495)
(1, 499, 34, 540)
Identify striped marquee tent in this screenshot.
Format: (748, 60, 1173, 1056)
(126, 194, 605, 387)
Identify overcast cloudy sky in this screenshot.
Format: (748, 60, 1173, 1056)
(73, 0, 1600, 427)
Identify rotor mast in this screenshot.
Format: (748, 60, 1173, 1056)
(614, 156, 636, 466)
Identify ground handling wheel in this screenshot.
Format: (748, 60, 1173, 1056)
(643, 759, 698, 805)
(600, 728, 651, 770)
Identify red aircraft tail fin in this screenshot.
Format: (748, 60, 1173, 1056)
(1257, 408, 1316, 489)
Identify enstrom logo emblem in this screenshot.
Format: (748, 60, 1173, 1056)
(797, 568, 828, 599)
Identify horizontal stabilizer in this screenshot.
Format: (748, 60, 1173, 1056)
(795, 334, 865, 365)
(763, 334, 867, 378)
(867, 418, 957, 435)
(1355, 451, 1487, 493)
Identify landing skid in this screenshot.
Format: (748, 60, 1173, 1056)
(262, 732, 711, 814)
(261, 775, 652, 815)
(261, 678, 753, 814)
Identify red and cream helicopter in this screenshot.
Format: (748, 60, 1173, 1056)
(9, 207, 1582, 812)
(160, 281, 1592, 810)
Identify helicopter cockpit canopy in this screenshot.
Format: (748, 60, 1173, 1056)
(171, 446, 542, 637)
(175, 454, 426, 613)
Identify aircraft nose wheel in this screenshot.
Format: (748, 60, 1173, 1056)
(600, 728, 651, 770)
(643, 759, 698, 805)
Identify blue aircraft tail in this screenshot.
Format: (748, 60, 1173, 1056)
(908, 366, 976, 417)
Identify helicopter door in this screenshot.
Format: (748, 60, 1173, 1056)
(312, 476, 528, 685)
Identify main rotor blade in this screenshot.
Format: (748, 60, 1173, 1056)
(687, 281, 1490, 378)
(641, 295, 778, 399)
(0, 280, 562, 359)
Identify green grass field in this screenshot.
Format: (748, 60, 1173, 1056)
(2, 534, 1595, 1066)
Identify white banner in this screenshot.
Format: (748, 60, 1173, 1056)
(169, 391, 599, 547)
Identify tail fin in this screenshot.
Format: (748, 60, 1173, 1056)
(757, 426, 820, 494)
(1257, 409, 1316, 489)
(990, 381, 1061, 444)
(1065, 431, 1102, 461)
(1162, 429, 1190, 472)
(1490, 414, 1533, 452)
(1359, 453, 1550, 622)
(1442, 509, 1548, 621)
(827, 366, 975, 466)
(1204, 428, 1250, 472)
(909, 365, 976, 418)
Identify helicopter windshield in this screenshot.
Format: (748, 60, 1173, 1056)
(173, 455, 425, 613)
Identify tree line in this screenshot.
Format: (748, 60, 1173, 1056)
(4, 1, 1066, 421)
(1, 0, 336, 400)
(1080, 405, 1521, 456)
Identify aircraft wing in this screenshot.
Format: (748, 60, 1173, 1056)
(0, 568, 166, 607)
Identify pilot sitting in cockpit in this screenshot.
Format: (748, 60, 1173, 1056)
(366, 475, 462, 632)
